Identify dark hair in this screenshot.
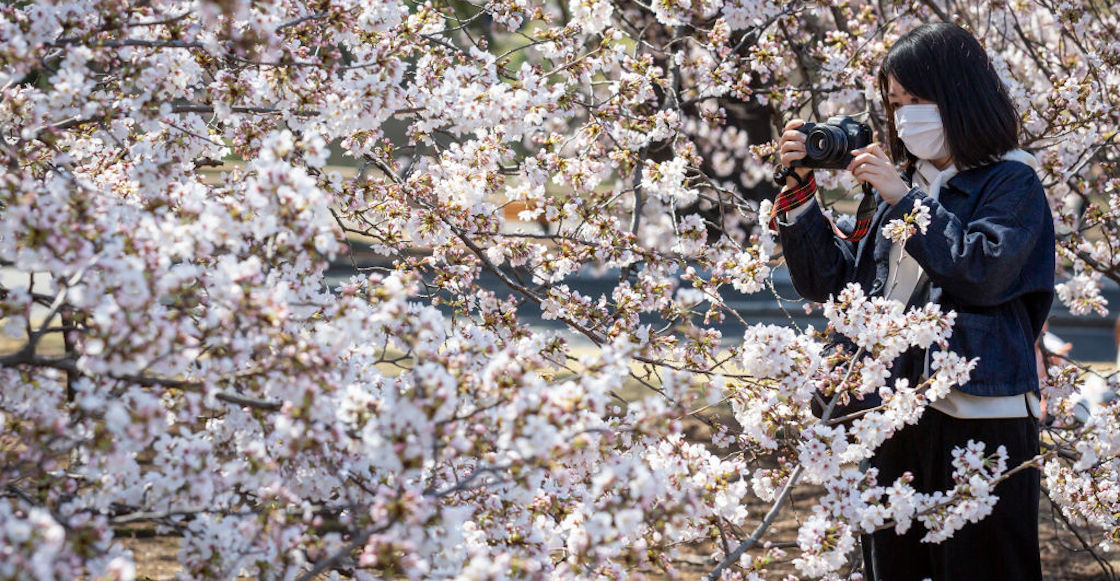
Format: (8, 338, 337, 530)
(877, 23, 1019, 170)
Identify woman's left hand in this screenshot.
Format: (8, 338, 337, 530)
(848, 144, 910, 204)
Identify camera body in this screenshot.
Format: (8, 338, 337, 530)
(791, 116, 873, 170)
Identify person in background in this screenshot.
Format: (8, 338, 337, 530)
(1040, 321, 1072, 363)
(1063, 316, 1120, 424)
(1114, 315, 1120, 368)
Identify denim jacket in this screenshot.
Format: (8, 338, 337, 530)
(779, 160, 1055, 397)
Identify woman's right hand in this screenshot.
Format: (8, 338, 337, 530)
(778, 119, 814, 188)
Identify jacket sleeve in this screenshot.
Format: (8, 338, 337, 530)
(883, 162, 1048, 306)
(778, 200, 859, 303)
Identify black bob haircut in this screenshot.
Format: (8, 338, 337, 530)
(877, 23, 1020, 171)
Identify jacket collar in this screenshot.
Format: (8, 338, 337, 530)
(944, 165, 990, 196)
(944, 158, 1032, 196)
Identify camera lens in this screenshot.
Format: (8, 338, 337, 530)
(805, 125, 849, 166)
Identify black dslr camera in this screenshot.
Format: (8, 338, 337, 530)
(791, 116, 873, 170)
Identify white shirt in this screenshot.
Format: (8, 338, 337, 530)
(884, 160, 956, 304)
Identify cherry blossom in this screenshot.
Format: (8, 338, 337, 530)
(0, 0, 1117, 579)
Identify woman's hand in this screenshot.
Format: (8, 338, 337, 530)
(848, 144, 910, 204)
(777, 120, 814, 188)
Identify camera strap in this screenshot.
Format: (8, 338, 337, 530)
(769, 176, 877, 242)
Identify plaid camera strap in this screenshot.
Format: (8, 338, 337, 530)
(768, 174, 877, 242)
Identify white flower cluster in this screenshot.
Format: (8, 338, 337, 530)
(1055, 272, 1110, 317)
(673, 213, 708, 257)
(709, 237, 774, 295)
(824, 283, 956, 360)
(798, 424, 850, 484)
(0, 500, 133, 581)
(568, 0, 614, 34)
(800, 440, 1012, 577)
(739, 323, 822, 404)
(917, 441, 1008, 543)
(793, 512, 857, 577)
(882, 198, 932, 244)
(642, 157, 697, 206)
(1045, 398, 1120, 550)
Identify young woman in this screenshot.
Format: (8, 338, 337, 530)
(773, 23, 1054, 580)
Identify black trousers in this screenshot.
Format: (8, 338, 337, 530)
(862, 409, 1042, 581)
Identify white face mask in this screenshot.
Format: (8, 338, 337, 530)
(894, 104, 950, 161)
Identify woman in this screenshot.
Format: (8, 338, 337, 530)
(773, 23, 1054, 580)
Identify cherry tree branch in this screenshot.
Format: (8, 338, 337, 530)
(707, 465, 805, 580)
(0, 352, 283, 412)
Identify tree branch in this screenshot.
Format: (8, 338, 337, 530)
(0, 352, 283, 411)
(48, 38, 207, 50)
(707, 465, 805, 580)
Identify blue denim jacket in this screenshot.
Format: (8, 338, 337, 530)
(779, 160, 1055, 397)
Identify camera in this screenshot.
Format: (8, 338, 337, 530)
(791, 116, 873, 170)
